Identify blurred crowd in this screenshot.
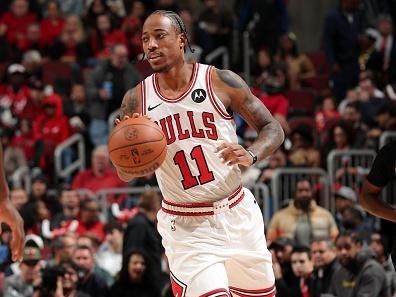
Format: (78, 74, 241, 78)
(0, 0, 396, 296)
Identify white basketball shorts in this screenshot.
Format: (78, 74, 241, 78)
(157, 186, 276, 297)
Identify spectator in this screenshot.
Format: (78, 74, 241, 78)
(310, 239, 340, 297)
(86, 0, 126, 18)
(122, 190, 163, 296)
(0, 64, 30, 127)
(51, 186, 80, 229)
(75, 199, 105, 242)
(329, 232, 388, 297)
(267, 178, 339, 246)
(341, 102, 368, 148)
(367, 14, 396, 85)
(97, 221, 124, 277)
(3, 246, 41, 297)
(22, 50, 43, 82)
(107, 250, 156, 297)
(86, 44, 140, 145)
(269, 237, 298, 297)
(324, 121, 355, 160)
(9, 187, 28, 211)
(46, 233, 77, 267)
(258, 148, 287, 184)
(33, 260, 91, 297)
(0, 0, 37, 51)
(340, 206, 373, 242)
(288, 124, 321, 168)
(121, 0, 145, 59)
(291, 246, 313, 297)
(358, 74, 385, 126)
(314, 96, 340, 134)
(0, 127, 27, 177)
(277, 32, 315, 90)
(338, 87, 360, 114)
(29, 174, 61, 217)
(322, 0, 363, 101)
(22, 79, 46, 123)
(367, 104, 396, 145)
(71, 145, 125, 197)
(90, 13, 127, 60)
(12, 23, 44, 59)
(72, 245, 108, 297)
(334, 186, 357, 229)
(196, 0, 234, 59)
(40, 0, 65, 47)
(49, 15, 91, 64)
(369, 232, 396, 296)
(84, 0, 118, 31)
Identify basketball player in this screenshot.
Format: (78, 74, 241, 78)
(0, 144, 25, 261)
(115, 10, 284, 297)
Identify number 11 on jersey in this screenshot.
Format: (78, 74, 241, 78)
(173, 145, 215, 190)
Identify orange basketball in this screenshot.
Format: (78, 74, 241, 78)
(108, 117, 167, 177)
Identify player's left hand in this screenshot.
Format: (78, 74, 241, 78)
(0, 200, 25, 261)
(216, 143, 254, 167)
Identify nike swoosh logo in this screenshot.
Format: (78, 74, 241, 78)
(148, 103, 162, 111)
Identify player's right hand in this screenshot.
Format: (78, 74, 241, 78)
(0, 200, 25, 261)
(115, 113, 153, 125)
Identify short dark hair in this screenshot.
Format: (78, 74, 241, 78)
(336, 231, 363, 245)
(75, 245, 93, 255)
(345, 102, 361, 112)
(137, 190, 161, 211)
(311, 238, 335, 249)
(103, 221, 124, 234)
(291, 245, 311, 259)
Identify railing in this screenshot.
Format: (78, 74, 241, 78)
(251, 183, 272, 225)
(54, 134, 85, 182)
(205, 46, 230, 69)
(379, 131, 396, 149)
(271, 167, 331, 211)
(327, 149, 376, 194)
(242, 13, 260, 85)
(108, 108, 120, 133)
(11, 166, 31, 192)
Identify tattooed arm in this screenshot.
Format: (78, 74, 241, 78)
(114, 87, 141, 182)
(212, 69, 284, 166)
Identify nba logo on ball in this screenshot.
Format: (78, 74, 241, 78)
(191, 89, 206, 103)
(131, 148, 141, 164)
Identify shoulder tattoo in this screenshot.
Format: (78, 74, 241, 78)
(215, 69, 244, 89)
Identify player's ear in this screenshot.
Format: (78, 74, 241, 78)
(179, 33, 186, 50)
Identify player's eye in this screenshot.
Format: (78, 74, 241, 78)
(158, 33, 166, 39)
(142, 36, 149, 43)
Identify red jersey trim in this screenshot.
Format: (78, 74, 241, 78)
(199, 288, 231, 297)
(229, 285, 276, 297)
(138, 81, 146, 115)
(206, 66, 233, 120)
(152, 62, 199, 103)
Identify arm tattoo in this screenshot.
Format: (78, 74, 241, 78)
(216, 69, 244, 88)
(120, 87, 139, 119)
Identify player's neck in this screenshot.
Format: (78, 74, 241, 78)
(157, 60, 193, 92)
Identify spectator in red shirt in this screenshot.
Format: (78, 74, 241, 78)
(33, 94, 71, 173)
(71, 145, 125, 199)
(91, 13, 127, 60)
(40, 0, 65, 46)
(11, 118, 35, 162)
(315, 96, 340, 133)
(76, 198, 105, 241)
(0, 64, 31, 126)
(0, 0, 37, 47)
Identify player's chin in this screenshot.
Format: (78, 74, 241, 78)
(149, 61, 168, 73)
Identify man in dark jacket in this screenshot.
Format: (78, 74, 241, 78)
(322, 0, 363, 101)
(329, 232, 389, 297)
(122, 190, 163, 296)
(85, 44, 141, 145)
(310, 239, 340, 297)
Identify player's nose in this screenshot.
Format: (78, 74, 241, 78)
(148, 37, 158, 50)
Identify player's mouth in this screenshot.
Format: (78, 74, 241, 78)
(148, 53, 162, 61)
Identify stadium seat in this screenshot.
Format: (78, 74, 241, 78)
(306, 51, 329, 75)
(285, 89, 316, 116)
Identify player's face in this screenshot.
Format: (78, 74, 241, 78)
(142, 14, 185, 73)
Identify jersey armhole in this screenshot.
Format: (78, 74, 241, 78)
(138, 80, 146, 115)
(205, 66, 233, 120)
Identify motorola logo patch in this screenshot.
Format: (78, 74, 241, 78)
(191, 89, 206, 103)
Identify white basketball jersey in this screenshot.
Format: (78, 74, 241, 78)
(140, 63, 241, 203)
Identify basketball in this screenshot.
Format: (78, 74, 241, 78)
(108, 117, 167, 177)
